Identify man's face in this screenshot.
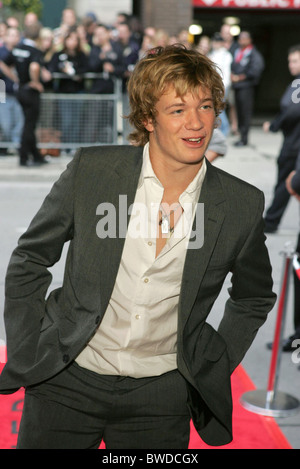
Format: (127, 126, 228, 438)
(5, 28, 20, 48)
(288, 52, 300, 77)
(145, 85, 216, 171)
(238, 32, 251, 48)
(94, 26, 109, 46)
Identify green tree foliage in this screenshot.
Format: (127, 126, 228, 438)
(2, 0, 43, 17)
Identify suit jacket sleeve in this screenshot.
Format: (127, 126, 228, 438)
(217, 191, 276, 373)
(4, 149, 81, 367)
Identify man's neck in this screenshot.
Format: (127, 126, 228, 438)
(149, 153, 204, 204)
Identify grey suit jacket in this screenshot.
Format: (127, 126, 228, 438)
(0, 145, 276, 446)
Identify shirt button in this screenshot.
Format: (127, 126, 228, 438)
(62, 354, 70, 364)
(144, 278, 149, 283)
(135, 314, 141, 320)
(148, 241, 152, 246)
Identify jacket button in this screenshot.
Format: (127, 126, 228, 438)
(95, 315, 101, 325)
(62, 354, 70, 363)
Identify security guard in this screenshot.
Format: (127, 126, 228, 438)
(1, 23, 46, 166)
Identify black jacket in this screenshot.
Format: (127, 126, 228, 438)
(4, 40, 43, 86)
(270, 75, 300, 158)
(88, 41, 125, 94)
(231, 46, 265, 89)
(49, 50, 89, 93)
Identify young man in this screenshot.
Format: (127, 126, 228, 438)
(0, 45, 276, 449)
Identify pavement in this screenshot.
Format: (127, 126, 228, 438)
(0, 126, 300, 449)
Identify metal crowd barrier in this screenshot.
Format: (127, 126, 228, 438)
(0, 73, 124, 152)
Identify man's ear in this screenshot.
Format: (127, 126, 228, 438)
(144, 118, 154, 133)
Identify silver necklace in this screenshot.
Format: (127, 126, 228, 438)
(159, 203, 181, 234)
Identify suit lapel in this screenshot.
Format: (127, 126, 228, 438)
(179, 161, 226, 327)
(95, 146, 143, 316)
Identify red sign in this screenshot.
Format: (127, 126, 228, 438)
(193, 0, 300, 8)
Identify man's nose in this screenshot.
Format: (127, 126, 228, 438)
(185, 110, 204, 130)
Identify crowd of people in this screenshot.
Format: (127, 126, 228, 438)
(0, 8, 266, 164)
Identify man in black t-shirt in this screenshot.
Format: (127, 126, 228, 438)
(0, 23, 46, 166)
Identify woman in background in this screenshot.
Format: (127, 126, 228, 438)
(49, 28, 88, 151)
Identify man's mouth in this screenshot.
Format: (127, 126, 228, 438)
(183, 137, 204, 143)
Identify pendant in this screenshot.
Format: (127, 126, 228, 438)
(161, 216, 170, 234)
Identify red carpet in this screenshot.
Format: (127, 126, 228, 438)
(0, 355, 292, 449)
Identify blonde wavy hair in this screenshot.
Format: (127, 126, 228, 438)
(126, 44, 225, 146)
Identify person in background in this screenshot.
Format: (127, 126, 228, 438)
(49, 28, 88, 149)
(76, 24, 91, 55)
(6, 16, 19, 30)
(84, 23, 124, 144)
(139, 32, 156, 59)
(0, 23, 46, 167)
(49, 27, 88, 94)
(220, 24, 239, 136)
(38, 27, 56, 90)
(19, 12, 40, 45)
(80, 12, 98, 48)
(220, 24, 239, 57)
(53, 8, 78, 50)
(113, 12, 130, 31)
(208, 33, 232, 137)
(0, 27, 24, 155)
(24, 12, 39, 28)
(177, 29, 192, 49)
(115, 21, 140, 142)
(196, 35, 211, 56)
(0, 22, 8, 47)
(88, 23, 124, 94)
(128, 15, 144, 47)
(231, 31, 265, 146)
(153, 28, 170, 48)
(116, 21, 140, 83)
(266, 160, 300, 352)
(263, 45, 300, 234)
(206, 128, 228, 162)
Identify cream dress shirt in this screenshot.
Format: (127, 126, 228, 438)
(76, 143, 207, 378)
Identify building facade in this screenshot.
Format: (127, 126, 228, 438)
(136, 0, 192, 35)
(68, 0, 132, 26)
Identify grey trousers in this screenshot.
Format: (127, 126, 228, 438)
(17, 362, 191, 449)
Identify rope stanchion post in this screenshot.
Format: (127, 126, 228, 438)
(0, 340, 6, 364)
(240, 242, 300, 418)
